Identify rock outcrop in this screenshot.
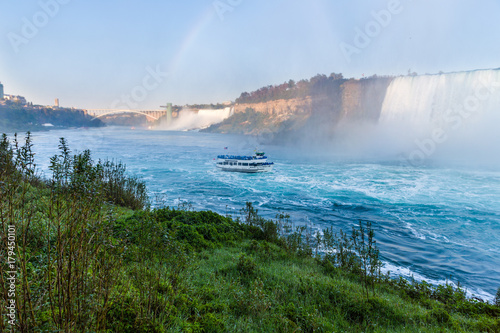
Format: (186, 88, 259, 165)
(234, 96, 314, 117)
(205, 76, 395, 137)
(340, 77, 393, 122)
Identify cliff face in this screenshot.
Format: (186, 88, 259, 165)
(206, 76, 395, 138)
(234, 77, 393, 125)
(203, 97, 315, 136)
(234, 96, 313, 117)
(203, 99, 313, 136)
(340, 77, 394, 122)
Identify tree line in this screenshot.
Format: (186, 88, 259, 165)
(0, 104, 103, 131)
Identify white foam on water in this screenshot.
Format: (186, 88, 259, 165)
(381, 262, 495, 302)
(27, 127, 500, 306)
(404, 222, 427, 240)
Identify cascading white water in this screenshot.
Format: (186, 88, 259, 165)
(380, 69, 500, 127)
(158, 107, 233, 131)
(378, 69, 500, 166)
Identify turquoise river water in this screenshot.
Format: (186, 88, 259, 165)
(25, 126, 500, 301)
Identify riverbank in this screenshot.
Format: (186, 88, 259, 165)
(0, 103, 104, 133)
(1, 133, 499, 332)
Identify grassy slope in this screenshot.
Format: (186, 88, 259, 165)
(109, 208, 499, 333)
(2, 183, 499, 332)
(1, 134, 499, 332)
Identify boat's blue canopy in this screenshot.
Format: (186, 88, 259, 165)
(217, 155, 267, 160)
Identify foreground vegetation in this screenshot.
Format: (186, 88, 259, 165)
(1, 133, 499, 332)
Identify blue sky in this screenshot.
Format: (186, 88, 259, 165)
(1, 0, 500, 109)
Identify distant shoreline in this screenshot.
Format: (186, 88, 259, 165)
(0, 103, 104, 134)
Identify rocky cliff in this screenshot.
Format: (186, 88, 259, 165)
(340, 77, 394, 122)
(234, 96, 314, 117)
(205, 76, 395, 138)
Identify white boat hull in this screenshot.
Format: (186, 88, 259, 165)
(216, 155, 274, 173)
(216, 163, 273, 173)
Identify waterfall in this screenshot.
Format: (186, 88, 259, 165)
(380, 69, 500, 127)
(157, 107, 232, 131)
(377, 69, 500, 165)
(328, 69, 500, 164)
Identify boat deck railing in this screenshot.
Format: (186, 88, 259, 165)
(217, 155, 267, 160)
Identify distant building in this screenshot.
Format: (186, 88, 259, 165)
(55, 98, 59, 107)
(4, 94, 27, 105)
(0, 82, 4, 100)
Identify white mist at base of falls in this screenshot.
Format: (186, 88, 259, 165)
(331, 69, 500, 167)
(157, 107, 233, 131)
(378, 70, 500, 167)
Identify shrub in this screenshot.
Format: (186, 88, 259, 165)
(236, 254, 257, 276)
(199, 312, 225, 333)
(430, 306, 451, 324)
(100, 159, 149, 210)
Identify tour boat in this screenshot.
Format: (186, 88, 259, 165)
(216, 151, 274, 173)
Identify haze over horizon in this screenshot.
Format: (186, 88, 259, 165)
(1, 0, 500, 109)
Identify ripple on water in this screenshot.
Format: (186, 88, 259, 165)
(27, 128, 500, 301)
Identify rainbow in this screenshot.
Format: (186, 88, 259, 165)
(168, 7, 216, 73)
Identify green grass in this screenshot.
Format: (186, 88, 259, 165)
(118, 232, 497, 332)
(1, 133, 499, 332)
